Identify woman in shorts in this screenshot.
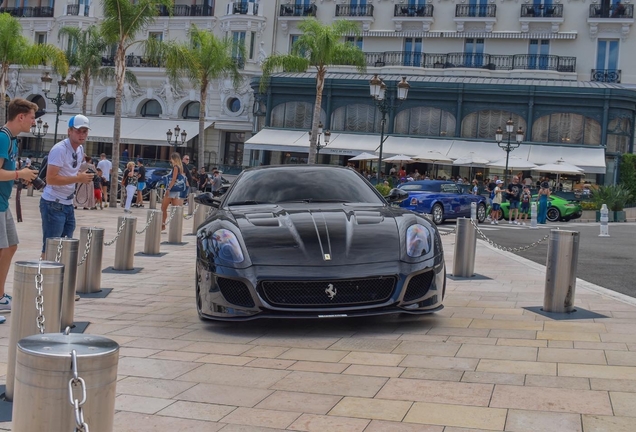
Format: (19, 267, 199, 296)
(161, 152, 188, 230)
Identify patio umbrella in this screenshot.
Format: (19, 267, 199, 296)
(383, 154, 414, 163)
(412, 151, 453, 164)
(534, 158, 583, 174)
(488, 157, 537, 170)
(453, 152, 490, 167)
(349, 152, 379, 161)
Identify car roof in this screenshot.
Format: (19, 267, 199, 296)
(404, 180, 456, 186)
(245, 165, 353, 173)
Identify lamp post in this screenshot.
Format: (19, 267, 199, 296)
(30, 117, 49, 154)
(166, 124, 187, 153)
(495, 118, 524, 183)
(369, 75, 410, 183)
(41, 72, 77, 143)
(309, 121, 331, 162)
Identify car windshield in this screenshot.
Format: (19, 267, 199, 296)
(225, 167, 384, 205)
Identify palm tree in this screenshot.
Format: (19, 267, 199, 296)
(59, 25, 107, 115)
(159, 25, 244, 170)
(0, 13, 68, 122)
(261, 19, 366, 164)
(100, 0, 172, 207)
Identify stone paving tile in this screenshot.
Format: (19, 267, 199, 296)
(327, 338, 401, 353)
(286, 361, 350, 374)
(399, 355, 479, 371)
(117, 357, 202, 379)
(242, 346, 290, 358)
(477, 359, 556, 376)
(177, 363, 290, 389)
(605, 350, 636, 366)
(400, 367, 464, 382)
(524, 375, 590, 390)
(175, 383, 272, 407)
(255, 391, 342, 415)
(157, 401, 236, 422)
(219, 407, 301, 429)
(376, 378, 493, 406)
(196, 353, 255, 366)
(149, 350, 208, 362)
(122, 337, 195, 351)
(448, 336, 498, 345)
(461, 371, 525, 386)
(470, 319, 544, 331)
(115, 394, 176, 414)
(278, 348, 349, 363)
(403, 402, 507, 430)
(582, 415, 635, 432)
(426, 327, 491, 337)
(487, 329, 538, 340)
(537, 331, 601, 342)
(343, 364, 405, 378)
(537, 347, 607, 365)
(504, 409, 582, 432)
(339, 351, 405, 367)
(119, 347, 162, 358)
(490, 385, 612, 415)
(364, 419, 443, 431)
(548, 340, 574, 348)
(456, 344, 538, 361)
(287, 413, 370, 431)
(395, 334, 450, 343)
(271, 371, 387, 397)
(558, 363, 636, 380)
(245, 358, 296, 370)
(590, 378, 636, 392)
(496, 338, 547, 348)
(116, 376, 197, 398)
(329, 397, 412, 422)
(575, 341, 628, 351)
(114, 411, 224, 431)
(609, 392, 636, 417)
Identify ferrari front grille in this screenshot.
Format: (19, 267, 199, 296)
(403, 271, 434, 302)
(217, 277, 255, 308)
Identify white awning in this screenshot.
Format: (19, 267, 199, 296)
(26, 114, 212, 146)
(245, 129, 607, 174)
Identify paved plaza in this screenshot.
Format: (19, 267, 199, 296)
(1, 194, 636, 431)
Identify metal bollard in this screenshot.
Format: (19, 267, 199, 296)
(45, 237, 79, 331)
(599, 203, 610, 237)
(530, 202, 538, 229)
(6, 261, 64, 401)
(144, 209, 162, 255)
(452, 218, 476, 277)
(26, 184, 33, 197)
(193, 204, 209, 234)
(168, 205, 184, 244)
(544, 229, 580, 313)
(13, 332, 119, 431)
(149, 188, 157, 209)
(113, 216, 137, 271)
(470, 202, 477, 220)
(187, 193, 195, 216)
(77, 227, 105, 294)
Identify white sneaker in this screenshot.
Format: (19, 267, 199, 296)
(521, 222, 526, 226)
(509, 220, 513, 224)
(494, 220, 499, 225)
(491, 221, 495, 225)
(0, 294, 12, 313)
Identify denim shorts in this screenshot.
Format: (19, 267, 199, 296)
(40, 198, 76, 253)
(509, 201, 520, 209)
(492, 203, 501, 211)
(137, 182, 146, 191)
(520, 203, 530, 213)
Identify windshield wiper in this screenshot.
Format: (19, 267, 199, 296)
(227, 200, 268, 206)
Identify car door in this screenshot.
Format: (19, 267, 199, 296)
(440, 183, 462, 216)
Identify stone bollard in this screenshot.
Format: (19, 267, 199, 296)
(168, 205, 184, 244)
(149, 189, 157, 209)
(45, 237, 79, 331)
(452, 218, 476, 278)
(544, 230, 580, 313)
(113, 216, 136, 271)
(530, 202, 538, 229)
(144, 209, 162, 255)
(599, 203, 610, 237)
(187, 193, 195, 216)
(76, 227, 105, 294)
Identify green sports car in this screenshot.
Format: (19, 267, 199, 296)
(489, 195, 582, 222)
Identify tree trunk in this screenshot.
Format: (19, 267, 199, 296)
(109, 42, 126, 208)
(308, 66, 326, 165)
(0, 65, 8, 125)
(81, 71, 90, 115)
(198, 80, 207, 170)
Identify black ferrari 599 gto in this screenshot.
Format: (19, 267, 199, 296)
(194, 165, 446, 320)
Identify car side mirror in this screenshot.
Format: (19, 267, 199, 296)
(194, 192, 221, 208)
(385, 188, 409, 203)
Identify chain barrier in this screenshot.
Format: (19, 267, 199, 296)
(103, 217, 128, 246)
(54, 238, 63, 263)
(68, 349, 89, 432)
(183, 204, 200, 220)
(469, 218, 552, 252)
(77, 229, 93, 267)
(439, 227, 456, 236)
(164, 207, 177, 226)
(35, 260, 45, 334)
(135, 211, 155, 234)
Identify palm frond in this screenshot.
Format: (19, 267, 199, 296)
(260, 54, 310, 92)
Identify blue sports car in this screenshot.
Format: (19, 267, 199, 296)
(398, 180, 487, 225)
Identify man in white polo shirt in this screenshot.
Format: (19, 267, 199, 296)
(97, 152, 112, 205)
(40, 115, 94, 254)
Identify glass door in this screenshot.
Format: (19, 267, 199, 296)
(404, 37, 422, 67)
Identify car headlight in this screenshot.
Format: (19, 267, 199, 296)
(211, 229, 244, 263)
(406, 224, 431, 258)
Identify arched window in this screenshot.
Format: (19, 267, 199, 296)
(270, 101, 325, 129)
(101, 98, 115, 115)
(181, 101, 200, 119)
(606, 117, 631, 153)
(532, 113, 601, 145)
(461, 110, 526, 139)
(330, 104, 380, 133)
(394, 107, 456, 137)
(140, 99, 162, 117)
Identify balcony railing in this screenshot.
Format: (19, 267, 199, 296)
(520, 4, 563, 18)
(335, 4, 374, 17)
(157, 4, 214, 16)
(279, 3, 317, 17)
(455, 4, 496, 18)
(0, 6, 54, 17)
(589, 4, 633, 18)
(66, 4, 89, 16)
(591, 69, 621, 83)
(393, 4, 433, 17)
(232, 1, 258, 15)
(365, 51, 576, 72)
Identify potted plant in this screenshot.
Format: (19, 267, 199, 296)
(592, 185, 634, 222)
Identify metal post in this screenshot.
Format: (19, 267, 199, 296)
(599, 203, 610, 237)
(26, 184, 33, 197)
(187, 193, 195, 216)
(6, 261, 64, 401)
(193, 204, 209, 235)
(149, 189, 157, 209)
(452, 218, 476, 278)
(77, 227, 105, 294)
(168, 205, 184, 244)
(13, 332, 119, 431)
(113, 216, 136, 271)
(44, 238, 79, 331)
(470, 202, 477, 220)
(144, 209, 162, 255)
(544, 229, 580, 313)
(530, 201, 538, 229)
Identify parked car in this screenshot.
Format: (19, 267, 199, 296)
(193, 165, 446, 321)
(397, 180, 488, 224)
(491, 195, 583, 222)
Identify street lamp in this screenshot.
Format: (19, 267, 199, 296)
(369, 75, 410, 183)
(30, 117, 49, 154)
(495, 118, 524, 183)
(41, 71, 77, 143)
(166, 125, 187, 153)
(309, 121, 331, 161)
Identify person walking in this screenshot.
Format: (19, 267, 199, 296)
(537, 181, 551, 224)
(519, 185, 531, 226)
(97, 153, 112, 206)
(506, 176, 522, 224)
(181, 155, 194, 198)
(210, 169, 222, 196)
(133, 158, 146, 208)
(93, 167, 104, 210)
(121, 161, 138, 213)
(490, 179, 503, 225)
(161, 153, 188, 230)
(198, 167, 208, 192)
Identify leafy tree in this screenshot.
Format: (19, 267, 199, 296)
(157, 25, 244, 170)
(100, 0, 172, 207)
(261, 18, 366, 164)
(619, 153, 636, 206)
(0, 13, 68, 122)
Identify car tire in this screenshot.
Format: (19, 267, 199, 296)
(431, 203, 444, 225)
(547, 207, 561, 222)
(477, 203, 487, 223)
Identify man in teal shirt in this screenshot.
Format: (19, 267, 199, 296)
(0, 98, 38, 317)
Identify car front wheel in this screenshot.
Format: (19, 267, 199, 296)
(431, 203, 444, 225)
(546, 207, 561, 222)
(477, 203, 487, 223)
